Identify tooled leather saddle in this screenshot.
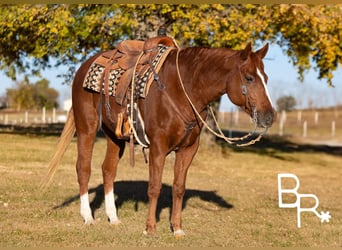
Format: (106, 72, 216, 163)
(83, 36, 178, 142)
(83, 36, 177, 105)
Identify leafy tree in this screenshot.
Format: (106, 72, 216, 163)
(0, 4, 341, 86)
(6, 80, 35, 111)
(276, 95, 297, 111)
(32, 79, 59, 109)
(0, 96, 7, 109)
(6, 78, 59, 111)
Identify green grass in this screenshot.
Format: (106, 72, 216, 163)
(0, 133, 341, 247)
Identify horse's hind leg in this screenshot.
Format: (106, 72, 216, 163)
(76, 127, 97, 224)
(101, 129, 125, 225)
(73, 95, 98, 224)
(72, 53, 103, 224)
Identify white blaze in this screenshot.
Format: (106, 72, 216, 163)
(257, 68, 273, 107)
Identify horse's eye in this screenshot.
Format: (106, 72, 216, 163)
(245, 76, 254, 83)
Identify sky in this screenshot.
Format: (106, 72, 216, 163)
(1, 43, 341, 111)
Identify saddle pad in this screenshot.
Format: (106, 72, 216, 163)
(83, 65, 125, 96)
(83, 44, 174, 99)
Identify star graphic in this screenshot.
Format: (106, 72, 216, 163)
(320, 211, 331, 223)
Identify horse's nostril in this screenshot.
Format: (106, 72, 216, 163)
(265, 110, 276, 126)
(257, 110, 275, 128)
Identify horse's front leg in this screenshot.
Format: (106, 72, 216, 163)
(144, 143, 167, 235)
(171, 138, 200, 237)
(102, 133, 125, 225)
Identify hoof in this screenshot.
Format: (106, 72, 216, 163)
(84, 217, 95, 225)
(143, 229, 157, 237)
(173, 229, 185, 238)
(109, 218, 122, 226)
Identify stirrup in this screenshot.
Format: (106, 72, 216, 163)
(115, 113, 124, 138)
(115, 112, 131, 138)
(123, 119, 131, 137)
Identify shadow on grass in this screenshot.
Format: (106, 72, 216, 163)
(54, 181, 233, 221)
(54, 180, 233, 222)
(0, 123, 66, 136)
(217, 130, 342, 159)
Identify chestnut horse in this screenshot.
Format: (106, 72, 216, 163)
(41, 41, 275, 237)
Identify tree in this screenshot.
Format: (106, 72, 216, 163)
(6, 78, 59, 111)
(6, 81, 35, 111)
(32, 79, 59, 109)
(0, 95, 7, 109)
(276, 95, 297, 111)
(0, 4, 341, 86)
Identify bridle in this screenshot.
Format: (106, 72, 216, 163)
(175, 49, 268, 147)
(238, 64, 258, 126)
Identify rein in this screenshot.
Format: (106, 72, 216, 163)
(175, 49, 267, 147)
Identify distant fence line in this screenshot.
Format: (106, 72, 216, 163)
(277, 110, 337, 138)
(218, 109, 340, 140)
(0, 108, 340, 140)
(0, 107, 68, 125)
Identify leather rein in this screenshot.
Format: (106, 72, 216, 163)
(174, 49, 268, 147)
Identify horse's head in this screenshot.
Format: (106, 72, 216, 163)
(226, 43, 276, 128)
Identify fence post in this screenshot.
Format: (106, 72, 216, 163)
(314, 112, 319, 125)
(279, 118, 284, 136)
(52, 108, 56, 123)
(42, 107, 46, 123)
(332, 120, 336, 138)
(25, 111, 29, 124)
(303, 120, 307, 138)
(229, 108, 233, 138)
(279, 110, 286, 136)
(297, 110, 302, 123)
(234, 109, 239, 127)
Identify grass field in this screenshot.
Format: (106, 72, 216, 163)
(0, 131, 341, 247)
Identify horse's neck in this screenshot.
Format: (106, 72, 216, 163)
(180, 47, 238, 109)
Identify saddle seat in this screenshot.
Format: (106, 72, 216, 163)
(97, 36, 176, 71)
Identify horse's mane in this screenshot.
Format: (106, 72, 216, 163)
(180, 47, 238, 68)
(182, 46, 237, 57)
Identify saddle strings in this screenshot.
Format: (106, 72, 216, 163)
(129, 51, 150, 149)
(175, 49, 267, 147)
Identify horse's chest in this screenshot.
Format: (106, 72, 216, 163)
(172, 122, 200, 149)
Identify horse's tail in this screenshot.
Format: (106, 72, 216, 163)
(39, 108, 76, 191)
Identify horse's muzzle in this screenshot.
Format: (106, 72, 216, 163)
(257, 108, 276, 128)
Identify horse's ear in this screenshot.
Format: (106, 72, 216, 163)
(256, 43, 269, 59)
(240, 42, 252, 61)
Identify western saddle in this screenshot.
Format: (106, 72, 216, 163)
(85, 36, 178, 141)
